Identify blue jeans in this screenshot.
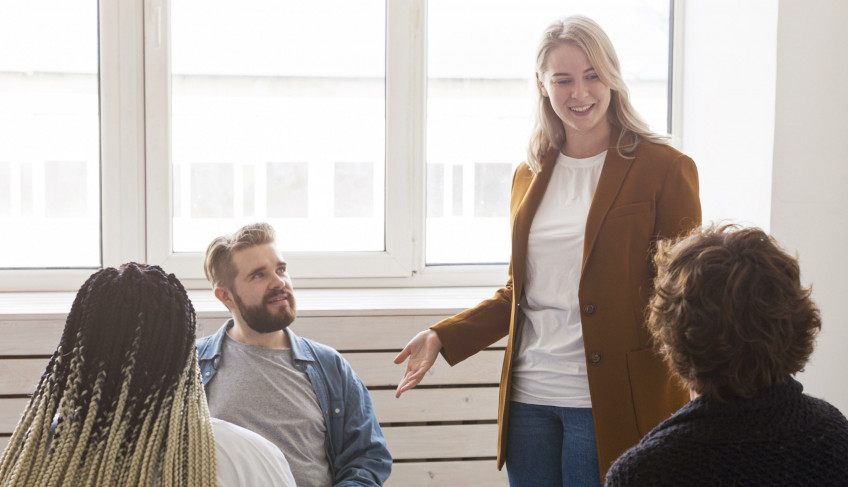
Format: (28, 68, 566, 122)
(505, 401, 602, 487)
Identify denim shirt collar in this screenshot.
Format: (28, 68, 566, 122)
(200, 318, 316, 363)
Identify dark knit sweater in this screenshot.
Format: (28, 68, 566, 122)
(605, 378, 848, 486)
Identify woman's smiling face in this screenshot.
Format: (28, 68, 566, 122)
(539, 42, 612, 141)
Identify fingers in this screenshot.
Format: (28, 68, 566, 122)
(395, 329, 441, 398)
(395, 368, 426, 398)
(393, 346, 411, 365)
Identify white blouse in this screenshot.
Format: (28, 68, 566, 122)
(510, 150, 606, 408)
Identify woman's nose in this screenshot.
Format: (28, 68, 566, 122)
(572, 81, 587, 99)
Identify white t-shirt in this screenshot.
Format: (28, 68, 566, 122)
(213, 417, 297, 487)
(510, 150, 606, 408)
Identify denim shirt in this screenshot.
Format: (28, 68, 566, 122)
(197, 320, 391, 486)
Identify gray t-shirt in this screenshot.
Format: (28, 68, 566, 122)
(208, 333, 333, 487)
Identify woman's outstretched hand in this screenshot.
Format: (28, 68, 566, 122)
(394, 329, 442, 398)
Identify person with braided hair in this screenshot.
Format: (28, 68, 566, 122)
(0, 263, 296, 487)
(605, 225, 848, 485)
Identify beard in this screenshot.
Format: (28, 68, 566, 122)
(232, 288, 296, 334)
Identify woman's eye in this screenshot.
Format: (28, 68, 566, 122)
(555, 79, 571, 85)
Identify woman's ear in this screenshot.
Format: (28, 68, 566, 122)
(536, 73, 549, 97)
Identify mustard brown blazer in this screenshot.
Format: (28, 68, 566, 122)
(431, 135, 701, 480)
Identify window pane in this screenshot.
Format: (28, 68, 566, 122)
(267, 162, 308, 218)
(0, 0, 100, 268)
(170, 0, 386, 253)
(426, 0, 670, 264)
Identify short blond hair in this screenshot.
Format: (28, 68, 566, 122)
(204, 222, 276, 288)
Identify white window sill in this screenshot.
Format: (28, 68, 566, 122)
(0, 286, 500, 319)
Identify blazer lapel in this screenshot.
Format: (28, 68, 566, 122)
(511, 149, 558, 298)
(582, 143, 634, 275)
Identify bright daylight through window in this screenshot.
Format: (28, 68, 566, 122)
(0, 0, 670, 284)
(169, 0, 386, 254)
(426, 0, 671, 264)
(0, 0, 100, 268)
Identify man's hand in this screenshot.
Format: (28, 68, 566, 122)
(393, 329, 442, 398)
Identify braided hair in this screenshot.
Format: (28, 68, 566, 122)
(0, 263, 217, 486)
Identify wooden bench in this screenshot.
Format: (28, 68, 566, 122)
(0, 296, 509, 486)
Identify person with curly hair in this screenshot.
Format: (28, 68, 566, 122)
(605, 225, 848, 485)
(0, 263, 296, 487)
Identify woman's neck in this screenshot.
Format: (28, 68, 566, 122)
(562, 121, 612, 158)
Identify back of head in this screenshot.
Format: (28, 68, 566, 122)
(527, 15, 663, 172)
(204, 222, 277, 289)
(649, 225, 822, 402)
(0, 263, 216, 487)
(59, 263, 195, 400)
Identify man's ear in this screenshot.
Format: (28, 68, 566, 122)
(214, 286, 234, 311)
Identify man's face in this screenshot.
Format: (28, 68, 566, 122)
(227, 243, 296, 333)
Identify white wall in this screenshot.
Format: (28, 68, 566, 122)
(680, 0, 848, 414)
(679, 0, 778, 230)
(772, 0, 848, 413)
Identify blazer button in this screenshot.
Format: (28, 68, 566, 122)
(588, 352, 602, 365)
(582, 303, 596, 315)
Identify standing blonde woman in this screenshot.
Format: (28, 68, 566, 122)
(395, 15, 700, 485)
(0, 263, 295, 487)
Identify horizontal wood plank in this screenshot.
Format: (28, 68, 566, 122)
(371, 388, 498, 423)
(0, 359, 47, 396)
(384, 423, 498, 460)
(0, 351, 504, 394)
(1, 315, 507, 356)
(347, 351, 504, 388)
(0, 398, 27, 432)
(0, 320, 64, 355)
(0, 439, 510, 485)
(388, 460, 508, 486)
(288, 315, 504, 351)
(2, 389, 502, 434)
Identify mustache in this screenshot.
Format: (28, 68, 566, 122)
(264, 288, 292, 303)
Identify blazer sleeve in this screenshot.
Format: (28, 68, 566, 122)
(429, 163, 533, 366)
(655, 154, 701, 240)
(430, 276, 513, 366)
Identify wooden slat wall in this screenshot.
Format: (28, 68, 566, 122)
(0, 312, 509, 485)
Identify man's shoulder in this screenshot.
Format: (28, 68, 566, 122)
(292, 333, 344, 361)
(196, 322, 231, 358)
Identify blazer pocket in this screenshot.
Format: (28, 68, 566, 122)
(626, 347, 686, 436)
(606, 201, 652, 220)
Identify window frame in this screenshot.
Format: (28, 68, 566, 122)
(0, 0, 676, 291)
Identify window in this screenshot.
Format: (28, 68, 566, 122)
(0, 0, 100, 269)
(166, 0, 386, 254)
(1, 0, 673, 290)
(426, 0, 671, 264)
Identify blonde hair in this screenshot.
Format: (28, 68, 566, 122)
(0, 263, 217, 487)
(204, 222, 277, 289)
(527, 15, 669, 173)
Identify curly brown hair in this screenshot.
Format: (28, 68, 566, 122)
(648, 224, 821, 402)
